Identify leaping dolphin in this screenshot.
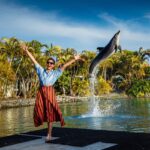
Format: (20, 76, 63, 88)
(89, 30, 121, 76)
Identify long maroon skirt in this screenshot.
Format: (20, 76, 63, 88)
(33, 86, 65, 127)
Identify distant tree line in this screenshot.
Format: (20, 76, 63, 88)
(0, 37, 150, 99)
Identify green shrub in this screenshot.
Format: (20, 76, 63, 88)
(126, 79, 150, 97)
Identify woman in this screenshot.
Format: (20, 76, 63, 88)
(21, 44, 81, 142)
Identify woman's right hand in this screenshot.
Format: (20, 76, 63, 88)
(20, 43, 29, 54)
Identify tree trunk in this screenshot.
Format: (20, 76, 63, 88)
(62, 86, 66, 95)
(21, 78, 27, 99)
(70, 76, 73, 96)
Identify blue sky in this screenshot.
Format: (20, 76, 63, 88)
(1, 0, 150, 52)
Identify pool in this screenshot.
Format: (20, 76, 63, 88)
(0, 98, 150, 137)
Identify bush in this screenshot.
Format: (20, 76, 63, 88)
(72, 78, 90, 96)
(95, 76, 112, 95)
(126, 79, 150, 97)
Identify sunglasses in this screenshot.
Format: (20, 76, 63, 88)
(47, 61, 55, 65)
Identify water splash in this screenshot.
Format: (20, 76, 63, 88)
(78, 80, 101, 118)
(81, 65, 121, 118)
(84, 66, 102, 117)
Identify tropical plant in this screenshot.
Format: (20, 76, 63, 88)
(0, 37, 150, 99)
(72, 78, 90, 96)
(126, 79, 150, 97)
(95, 76, 112, 95)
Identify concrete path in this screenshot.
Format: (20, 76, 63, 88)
(0, 127, 150, 150)
(0, 137, 116, 150)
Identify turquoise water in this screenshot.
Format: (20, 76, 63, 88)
(0, 98, 150, 137)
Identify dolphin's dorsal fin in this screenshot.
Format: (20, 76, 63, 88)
(97, 47, 104, 53)
(115, 45, 122, 53)
(118, 45, 122, 52)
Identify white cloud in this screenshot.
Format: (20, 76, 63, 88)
(144, 13, 150, 19)
(0, 2, 114, 51)
(99, 13, 150, 41)
(0, 1, 150, 51)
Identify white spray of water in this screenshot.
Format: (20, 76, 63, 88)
(81, 65, 121, 118)
(89, 66, 101, 116)
(81, 66, 102, 118)
(90, 75, 101, 116)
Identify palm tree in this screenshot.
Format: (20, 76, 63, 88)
(138, 47, 150, 61)
(0, 37, 20, 98)
(61, 48, 77, 96)
(17, 40, 46, 98)
(45, 44, 62, 59)
(99, 58, 113, 80)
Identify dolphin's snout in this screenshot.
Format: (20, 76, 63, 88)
(115, 30, 121, 51)
(116, 30, 120, 34)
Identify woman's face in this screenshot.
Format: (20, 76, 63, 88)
(46, 59, 55, 70)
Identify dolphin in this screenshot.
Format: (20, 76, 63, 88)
(89, 30, 121, 76)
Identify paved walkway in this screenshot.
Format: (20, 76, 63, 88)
(0, 137, 116, 150)
(0, 127, 150, 150)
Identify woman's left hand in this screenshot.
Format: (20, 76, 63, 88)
(74, 55, 81, 60)
(74, 55, 85, 61)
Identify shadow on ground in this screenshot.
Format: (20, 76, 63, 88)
(1, 127, 150, 150)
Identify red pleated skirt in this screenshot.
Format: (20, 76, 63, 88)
(33, 86, 65, 127)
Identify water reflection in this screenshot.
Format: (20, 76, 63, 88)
(0, 98, 150, 137)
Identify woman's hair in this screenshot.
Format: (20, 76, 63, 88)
(47, 57, 55, 64)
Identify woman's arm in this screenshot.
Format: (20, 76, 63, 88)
(20, 44, 39, 65)
(60, 55, 82, 71)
